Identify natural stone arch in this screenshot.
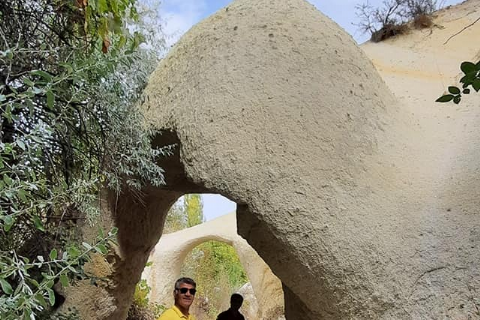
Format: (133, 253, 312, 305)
(61, 0, 480, 319)
(142, 212, 284, 319)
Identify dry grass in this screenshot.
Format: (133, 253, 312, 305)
(413, 14, 434, 29)
(371, 23, 409, 42)
(126, 303, 155, 320)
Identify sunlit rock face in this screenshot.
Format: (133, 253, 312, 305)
(140, 0, 480, 318)
(62, 0, 480, 318)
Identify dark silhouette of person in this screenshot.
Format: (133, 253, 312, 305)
(216, 293, 245, 320)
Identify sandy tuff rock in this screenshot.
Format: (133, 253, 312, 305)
(61, 0, 480, 318)
(140, 0, 480, 318)
(142, 213, 284, 319)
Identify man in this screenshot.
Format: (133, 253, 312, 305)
(158, 277, 197, 320)
(216, 293, 245, 320)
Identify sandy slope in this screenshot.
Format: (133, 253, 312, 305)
(361, 0, 480, 200)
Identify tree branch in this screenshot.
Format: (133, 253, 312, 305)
(444, 16, 480, 45)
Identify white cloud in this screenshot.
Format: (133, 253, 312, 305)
(157, 0, 465, 47)
(160, 0, 208, 46)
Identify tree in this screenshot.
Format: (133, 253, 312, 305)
(185, 194, 204, 228)
(355, 0, 443, 42)
(0, 0, 166, 318)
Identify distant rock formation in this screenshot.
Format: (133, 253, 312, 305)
(142, 213, 284, 320)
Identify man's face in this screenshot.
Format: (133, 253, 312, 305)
(174, 282, 196, 310)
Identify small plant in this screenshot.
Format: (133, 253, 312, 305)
(436, 61, 480, 104)
(0, 228, 118, 319)
(355, 0, 442, 42)
(127, 279, 166, 320)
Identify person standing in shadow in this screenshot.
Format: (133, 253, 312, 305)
(216, 293, 245, 320)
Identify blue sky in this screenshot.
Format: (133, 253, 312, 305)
(158, 0, 463, 220)
(159, 0, 464, 46)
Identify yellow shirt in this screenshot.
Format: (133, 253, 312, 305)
(158, 305, 195, 320)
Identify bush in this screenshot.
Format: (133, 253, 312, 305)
(371, 23, 409, 42)
(0, 0, 167, 318)
(413, 13, 433, 29)
(127, 279, 166, 320)
(355, 0, 441, 41)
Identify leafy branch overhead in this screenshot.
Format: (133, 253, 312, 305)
(0, 0, 166, 318)
(436, 61, 480, 104)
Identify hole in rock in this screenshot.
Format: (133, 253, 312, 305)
(138, 193, 285, 320)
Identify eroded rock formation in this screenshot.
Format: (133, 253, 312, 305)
(61, 0, 480, 318)
(142, 213, 284, 319)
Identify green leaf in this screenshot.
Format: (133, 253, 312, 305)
(68, 246, 81, 258)
(109, 227, 118, 236)
(5, 49, 13, 59)
(26, 98, 34, 116)
(110, 0, 119, 15)
(82, 242, 92, 250)
(95, 244, 108, 254)
(60, 274, 69, 288)
(3, 215, 14, 232)
(0, 279, 13, 294)
(3, 174, 13, 186)
(45, 280, 54, 288)
(29, 279, 40, 288)
(32, 87, 43, 95)
(46, 90, 54, 109)
(98, 0, 108, 13)
(60, 63, 74, 74)
(49, 249, 57, 260)
(46, 288, 56, 306)
(31, 70, 52, 82)
(453, 95, 461, 104)
(33, 215, 45, 232)
(448, 86, 460, 94)
(23, 78, 35, 87)
(463, 88, 470, 94)
(473, 79, 480, 92)
(460, 61, 477, 74)
(435, 94, 454, 103)
(118, 35, 127, 48)
(17, 189, 27, 202)
(37, 255, 44, 263)
(17, 140, 26, 151)
(35, 293, 48, 308)
(67, 265, 77, 273)
(23, 308, 32, 320)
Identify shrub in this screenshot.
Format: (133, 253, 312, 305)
(413, 14, 433, 29)
(355, 0, 442, 42)
(371, 23, 409, 42)
(127, 279, 166, 320)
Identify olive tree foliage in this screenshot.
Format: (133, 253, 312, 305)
(437, 61, 480, 104)
(0, 0, 167, 318)
(355, 0, 444, 41)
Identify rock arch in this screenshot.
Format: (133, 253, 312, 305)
(142, 213, 284, 319)
(62, 0, 480, 319)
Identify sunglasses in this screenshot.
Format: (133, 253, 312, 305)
(176, 288, 196, 295)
